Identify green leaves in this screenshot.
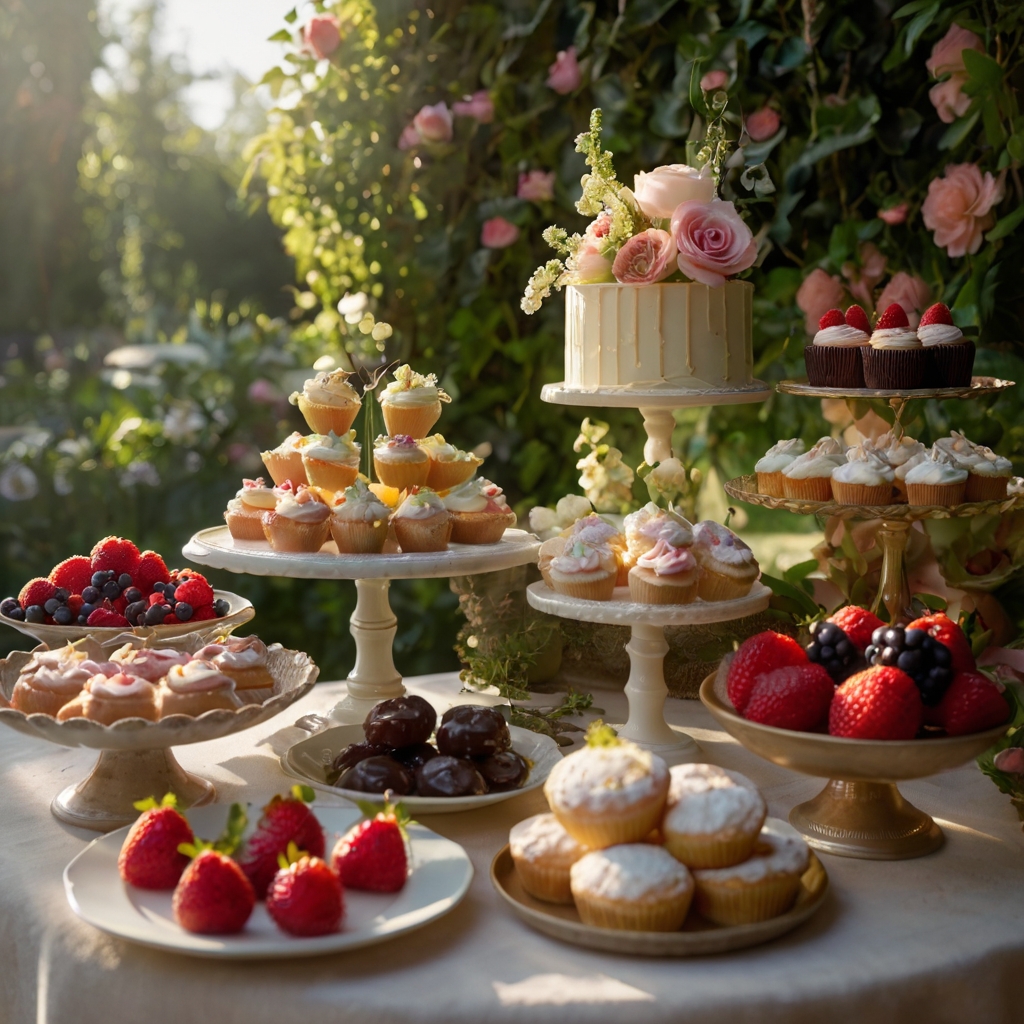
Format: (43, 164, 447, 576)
(986, 205, 1024, 244)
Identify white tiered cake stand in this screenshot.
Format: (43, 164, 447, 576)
(182, 527, 540, 720)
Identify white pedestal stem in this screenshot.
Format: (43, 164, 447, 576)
(345, 578, 404, 702)
(639, 407, 676, 465)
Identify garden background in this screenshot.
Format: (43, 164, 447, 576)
(2, 0, 1023, 680)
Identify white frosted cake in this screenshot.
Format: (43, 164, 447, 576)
(564, 281, 754, 391)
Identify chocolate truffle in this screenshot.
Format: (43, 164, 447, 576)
(415, 755, 487, 797)
(436, 705, 511, 758)
(363, 694, 437, 748)
(338, 755, 414, 795)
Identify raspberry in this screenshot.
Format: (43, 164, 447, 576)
(727, 631, 807, 713)
(874, 302, 909, 331)
(936, 671, 1010, 736)
(164, 613, 178, 624)
(133, 551, 171, 596)
(742, 664, 834, 732)
(49, 556, 94, 595)
(191, 604, 217, 621)
(149, 593, 167, 607)
(18, 577, 56, 611)
(86, 608, 130, 627)
(828, 666, 923, 740)
(918, 302, 953, 328)
(905, 613, 975, 674)
(827, 606, 884, 651)
(844, 304, 871, 334)
(90, 537, 141, 576)
(174, 577, 214, 608)
(818, 308, 845, 330)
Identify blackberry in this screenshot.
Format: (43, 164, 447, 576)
(865, 626, 953, 706)
(806, 619, 863, 682)
(124, 587, 143, 605)
(1, 597, 20, 617)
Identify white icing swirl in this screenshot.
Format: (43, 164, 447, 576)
(379, 365, 450, 407)
(917, 323, 965, 347)
(636, 538, 696, 577)
(783, 437, 847, 480)
(869, 327, 921, 350)
(904, 450, 967, 486)
(273, 492, 331, 523)
(164, 661, 236, 693)
(302, 430, 360, 465)
(813, 324, 869, 347)
(87, 673, 155, 699)
(755, 439, 806, 473)
(832, 445, 895, 486)
(290, 369, 360, 407)
(872, 432, 925, 468)
(394, 489, 446, 520)
(333, 479, 392, 522)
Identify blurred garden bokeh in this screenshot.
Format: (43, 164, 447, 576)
(3, 0, 1024, 677)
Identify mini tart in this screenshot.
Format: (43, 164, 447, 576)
(509, 813, 587, 905)
(691, 521, 759, 602)
(662, 764, 767, 869)
(570, 844, 694, 932)
(57, 673, 160, 724)
(109, 645, 191, 682)
(158, 662, 242, 717)
(289, 369, 362, 436)
(420, 434, 483, 491)
(260, 432, 309, 487)
(195, 637, 275, 703)
(11, 658, 113, 717)
(692, 826, 809, 926)
(373, 436, 430, 490)
(392, 490, 452, 552)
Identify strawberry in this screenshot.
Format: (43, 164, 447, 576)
(918, 302, 953, 328)
(237, 786, 325, 898)
(173, 850, 255, 934)
(90, 536, 141, 576)
(818, 308, 845, 330)
(874, 302, 909, 331)
(18, 577, 55, 610)
(742, 664, 835, 732)
(905, 612, 975, 674)
(118, 793, 194, 889)
(48, 556, 94, 595)
(86, 608, 129, 627)
(828, 666, 923, 740)
(174, 576, 214, 608)
(191, 604, 218, 621)
(149, 593, 167, 607)
(133, 550, 171, 596)
(266, 846, 344, 937)
(331, 798, 411, 893)
(827, 606, 884, 651)
(936, 671, 1010, 736)
(727, 631, 807, 714)
(845, 304, 871, 334)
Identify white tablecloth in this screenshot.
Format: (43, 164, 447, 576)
(2, 672, 1023, 1024)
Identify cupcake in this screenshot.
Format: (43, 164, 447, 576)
(11, 649, 114, 717)
(781, 437, 847, 502)
(509, 813, 587, 905)
(109, 645, 191, 682)
(391, 489, 452, 552)
(224, 478, 280, 540)
(57, 672, 160, 724)
(329, 479, 391, 553)
(568, 513, 630, 585)
(158, 661, 242, 717)
(861, 303, 926, 389)
(547, 538, 618, 601)
(623, 503, 692, 560)
(918, 302, 974, 387)
(661, 764, 767, 869)
(378, 364, 451, 439)
(261, 487, 332, 552)
(193, 636, 276, 703)
(628, 539, 699, 605)
(373, 434, 430, 491)
(570, 844, 694, 932)
(903, 449, 967, 506)
(692, 825, 809, 926)
(691, 521, 760, 601)
(874, 432, 926, 502)
(935, 431, 1012, 502)
(288, 369, 362, 436)
(544, 724, 670, 849)
(830, 444, 895, 505)
(260, 431, 310, 486)
(804, 306, 869, 388)
(300, 430, 361, 492)
(754, 439, 806, 497)
(442, 477, 517, 544)
(893, 449, 929, 503)
(420, 434, 483, 491)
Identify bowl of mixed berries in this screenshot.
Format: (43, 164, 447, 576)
(0, 536, 253, 646)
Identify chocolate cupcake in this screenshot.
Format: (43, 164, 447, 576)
(804, 308, 868, 388)
(861, 303, 926, 390)
(917, 303, 974, 387)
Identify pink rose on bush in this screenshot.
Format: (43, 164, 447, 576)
(671, 200, 757, 287)
(481, 216, 519, 249)
(547, 47, 581, 94)
(517, 170, 556, 203)
(452, 90, 494, 124)
(700, 69, 729, 92)
(303, 15, 342, 60)
(796, 269, 845, 335)
(397, 123, 420, 151)
(876, 273, 931, 329)
(412, 102, 453, 144)
(842, 241, 886, 309)
(745, 107, 780, 142)
(878, 203, 909, 226)
(994, 747, 1024, 775)
(926, 24, 984, 124)
(612, 229, 677, 285)
(922, 163, 1005, 257)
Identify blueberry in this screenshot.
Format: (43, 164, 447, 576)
(145, 605, 166, 626)
(44, 598, 61, 615)
(883, 627, 904, 646)
(1, 597, 20, 617)
(101, 580, 121, 599)
(7, 606, 25, 622)
(213, 599, 229, 617)
(174, 602, 193, 621)
(124, 587, 142, 605)
(53, 588, 70, 603)
(25, 605, 45, 624)
(118, 573, 133, 590)
(164, 586, 177, 602)
(81, 586, 99, 604)
(53, 606, 73, 625)
(125, 600, 147, 624)
(80, 603, 96, 619)
(91, 572, 107, 589)
(77, 614, 89, 625)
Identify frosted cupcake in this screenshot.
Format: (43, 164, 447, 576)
(420, 434, 483, 491)
(392, 489, 451, 552)
(893, 449, 928, 503)
(442, 477, 516, 544)
(830, 444, 895, 505)
(373, 434, 430, 491)
(935, 431, 1012, 501)
(158, 661, 242, 717)
(691, 521, 759, 601)
(260, 431, 310, 486)
(509, 813, 587, 905)
(918, 302, 974, 387)
(755, 439, 806, 498)
(109, 645, 191, 682)
(903, 449, 967, 506)
(874, 431, 926, 502)
(224, 478, 281, 540)
(261, 487, 332, 552)
(782, 437, 846, 502)
(568, 513, 630, 585)
(623, 503, 692, 560)
(57, 672, 160, 724)
(861, 303, 926, 389)
(329, 479, 391, 553)
(547, 538, 618, 601)
(628, 539, 699, 605)
(300, 430, 361, 492)
(289, 369, 362, 436)
(194, 636, 276, 702)
(804, 306, 869, 388)
(378, 364, 451, 439)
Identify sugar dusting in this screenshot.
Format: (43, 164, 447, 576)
(510, 813, 585, 864)
(545, 742, 668, 813)
(665, 764, 766, 835)
(571, 844, 693, 901)
(693, 826, 809, 884)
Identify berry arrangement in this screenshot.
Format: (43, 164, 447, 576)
(0, 536, 229, 629)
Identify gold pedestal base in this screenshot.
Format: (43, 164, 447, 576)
(789, 779, 943, 860)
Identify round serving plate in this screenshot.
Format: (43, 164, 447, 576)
(64, 804, 473, 959)
(540, 380, 772, 409)
(490, 818, 828, 956)
(281, 722, 562, 814)
(775, 375, 1015, 400)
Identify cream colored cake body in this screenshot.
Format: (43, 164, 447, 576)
(565, 281, 754, 390)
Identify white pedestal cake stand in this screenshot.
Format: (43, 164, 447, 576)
(182, 527, 540, 721)
(527, 581, 771, 764)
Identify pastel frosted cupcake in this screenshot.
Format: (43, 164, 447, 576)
(569, 513, 630, 585)
(57, 672, 160, 724)
(224, 478, 280, 540)
(509, 813, 587, 905)
(329, 479, 391, 553)
(691, 521, 759, 601)
(420, 434, 483, 491)
(11, 649, 113, 716)
(109, 645, 190, 682)
(755, 439, 806, 498)
(158, 661, 242, 717)
(260, 431, 310, 486)
(628, 539, 699, 605)
(289, 369, 362, 436)
(392, 488, 451, 552)
(903, 449, 967, 506)
(547, 538, 618, 601)
(300, 430, 361, 492)
(918, 303, 974, 387)
(623, 503, 692, 560)
(194, 636, 276, 703)
(804, 306, 869, 388)
(861, 303, 926, 390)
(781, 437, 846, 502)
(378, 364, 451, 439)
(261, 487, 332, 552)
(442, 477, 516, 544)
(373, 434, 430, 491)
(830, 444, 895, 505)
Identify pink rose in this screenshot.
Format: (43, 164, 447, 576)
(922, 163, 1005, 258)
(573, 239, 613, 284)
(612, 229, 677, 285)
(397, 123, 420, 150)
(842, 241, 886, 309)
(517, 170, 556, 203)
(481, 216, 519, 249)
(633, 165, 715, 221)
(412, 102, 453, 144)
(547, 47, 581, 94)
(700, 69, 729, 92)
(878, 203, 909, 226)
(994, 747, 1024, 775)
(745, 107, 780, 142)
(929, 77, 972, 124)
(926, 25, 983, 125)
(796, 269, 845, 335)
(452, 90, 494, 124)
(587, 212, 612, 240)
(876, 273, 931, 329)
(303, 15, 342, 60)
(671, 199, 757, 288)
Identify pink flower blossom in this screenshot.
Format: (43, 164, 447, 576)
(796, 269, 846, 335)
(547, 47, 581, 94)
(481, 216, 520, 249)
(248, 379, 279, 404)
(994, 747, 1024, 775)
(700, 69, 729, 92)
(842, 241, 887, 310)
(397, 123, 420, 150)
(612, 229, 678, 285)
(517, 170, 556, 203)
(573, 239, 613, 283)
(876, 273, 932, 329)
(922, 163, 1005, 258)
(926, 25, 984, 125)
(929, 77, 973, 124)
(745, 107, 780, 142)
(878, 203, 909, 226)
(452, 90, 494, 124)
(587, 212, 612, 239)
(412, 102, 453, 144)
(303, 15, 342, 60)
(671, 199, 757, 288)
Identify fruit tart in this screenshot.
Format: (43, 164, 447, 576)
(260, 431, 310, 487)
(11, 647, 115, 716)
(299, 430, 361, 492)
(261, 486, 332, 552)
(373, 434, 430, 490)
(441, 476, 516, 544)
(391, 488, 452, 552)
(420, 434, 483, 491)
(329, 479, 391, 553)
(289, 368, 362, 436)
(224, 477, 281, 540)
(377, 364, 451, 439)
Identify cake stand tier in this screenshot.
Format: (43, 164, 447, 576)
(527, 581, 771, 765)
(774, 375, 1014, 400)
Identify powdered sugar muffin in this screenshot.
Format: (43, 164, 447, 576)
(755, 439, 805, 497)
(662, 764, 767, 869)
(570, 844, 694, 931)
(692, 825, 810, 925)
(691, 521, 759, 601)
(509, 813, 587, 904)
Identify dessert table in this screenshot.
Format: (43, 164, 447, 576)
(2, 671, 1022, 1024)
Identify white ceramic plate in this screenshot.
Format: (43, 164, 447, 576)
(64, 804, 473, 959)
(282, 723, 562, 813)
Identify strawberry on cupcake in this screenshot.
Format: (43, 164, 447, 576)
(804, 306, 870, 388)
(862, 303, 926, 389)
(917, 302, 974, 387)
